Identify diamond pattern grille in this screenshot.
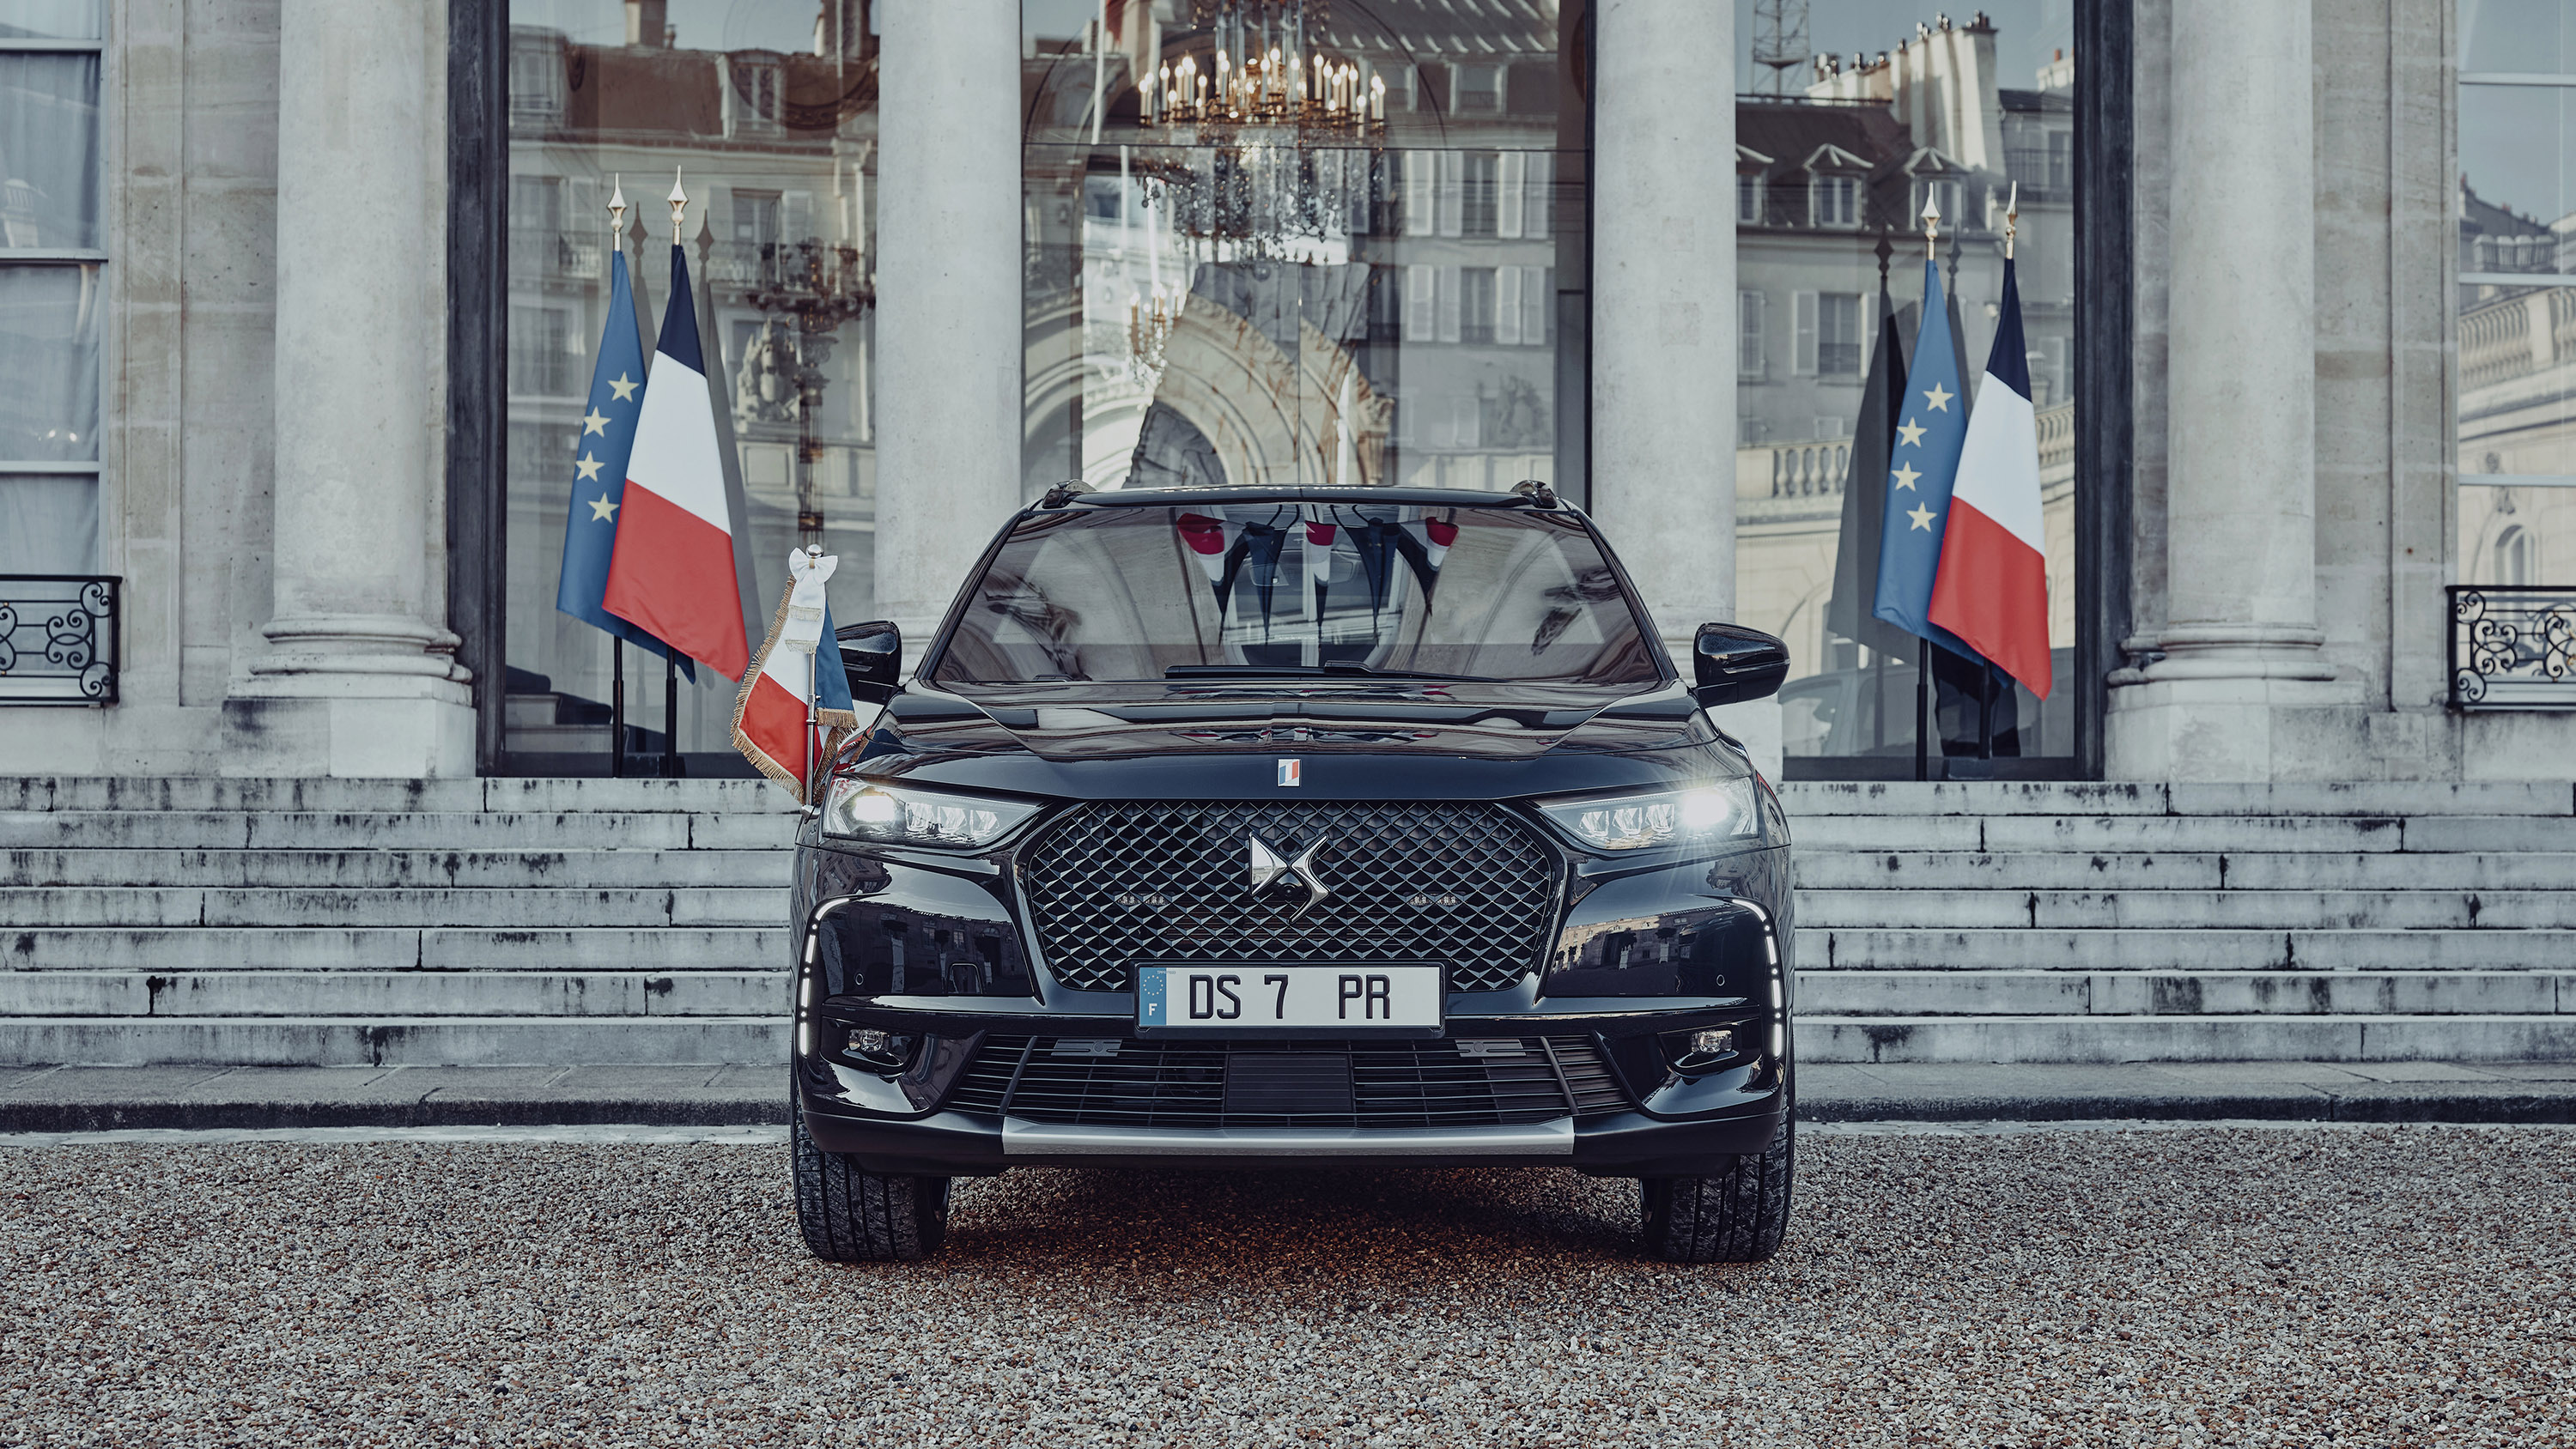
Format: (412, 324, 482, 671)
(1019, 801, 1563, 992)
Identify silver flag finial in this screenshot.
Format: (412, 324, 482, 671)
(668, 167, 688, 246)
(608, 174, 627, 235)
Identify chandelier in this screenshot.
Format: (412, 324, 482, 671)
(1137, 0, 1386, 263)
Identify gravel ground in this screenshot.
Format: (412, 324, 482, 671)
(3, 1125, 2571, 1447)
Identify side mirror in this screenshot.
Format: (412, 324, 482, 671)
(1690, 622, 1791, 707)
(835, 620, 902, 705)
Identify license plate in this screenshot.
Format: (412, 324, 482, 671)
(1136, 964, 1443, 1034)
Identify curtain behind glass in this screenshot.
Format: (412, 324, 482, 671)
(0, 264, 101, 460)
(0, 474, 98, 573)
(0, 54, 102, 251)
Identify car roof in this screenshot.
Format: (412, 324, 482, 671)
(1056, 485, 1572, 512)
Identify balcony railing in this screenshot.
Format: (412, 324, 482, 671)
(0, 575, 118, 706)
(2450, 585, 2576, 709)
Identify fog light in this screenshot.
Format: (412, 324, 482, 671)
(843, 1028, 914, 1069)
(1688, 1028, 1735, 1058)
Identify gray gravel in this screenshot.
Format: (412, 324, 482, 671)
(3, 1125, 2570, 1447)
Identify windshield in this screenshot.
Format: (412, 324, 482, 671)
(929, 502, 1664, 691)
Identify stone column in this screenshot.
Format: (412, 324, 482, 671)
(872, 0, 1025, 652)
(1589, 0, 1777, 775)
(2109, 0, 2340, 779)
(223, 0, 472, 776)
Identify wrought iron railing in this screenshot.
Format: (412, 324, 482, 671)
(0, 575, 119, 706)
(2450, 585, 2576, 709)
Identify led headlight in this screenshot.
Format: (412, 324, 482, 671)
(1535, 779, 1762, 852)
(820, 779, 1040, 850)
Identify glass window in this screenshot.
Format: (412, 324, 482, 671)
(1808, 173, 1860, 228)
(1024, 0, 1582, 500)
(1737, 173, 1765, 224)
(499, 0, 876, 771)
(2457, 4, 2576, 585)
(1737, 288, 1765, 378)
(933, 504, 1659, 693)
(1, 20, 103, 576)
(1743, 5, 2081, 771)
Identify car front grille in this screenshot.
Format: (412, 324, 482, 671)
(946, 1035, 1631, 1131)
(1018, 801, 1562, 993)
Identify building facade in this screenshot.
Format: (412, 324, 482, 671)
(1, 0, 2564, 785)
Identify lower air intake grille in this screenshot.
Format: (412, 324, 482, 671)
(947, 1036, 1630, 1131)
(1018, 801, 1563, 993)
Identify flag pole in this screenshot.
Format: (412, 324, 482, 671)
(1916, 191, 1941, 781)
(1979, 179, 2020, 767)
(659, 167, 689, 781)
(607, 176, 629, 778)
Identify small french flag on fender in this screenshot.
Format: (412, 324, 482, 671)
(732, 551, 860, 803)
(1927, 258, 2053, 698)
(604, 241, 752, 681)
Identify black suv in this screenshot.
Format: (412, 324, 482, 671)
(789, 486, 1796, 1263)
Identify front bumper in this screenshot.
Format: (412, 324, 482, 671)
(794, 1003, 1790, 1178)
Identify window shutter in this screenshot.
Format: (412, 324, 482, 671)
(1455, 396, 1480, 449)
(1404, 152, 1434, 236)
(783, 191, 814, 246)
(1739, 289, 1765, 378)
(1437, 264, 1462, 342)
(1496, 152, 1526, 239)
(1524, 151, 1551, 236)
(1405, 264, 1437, 341)
(1793, 291, 1818, 375)
(1495, 266, 1522, 344)
(1437, 150, 1464, 237)
(1522, 266, 1548, 346)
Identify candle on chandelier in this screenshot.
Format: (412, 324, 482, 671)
(1370, 75, 1385, 121)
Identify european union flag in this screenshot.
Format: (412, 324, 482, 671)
(555, 250, 692, 679)
(1873, 259, 1981, 661)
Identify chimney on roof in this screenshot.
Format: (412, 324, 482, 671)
(625, 0, 668, 48)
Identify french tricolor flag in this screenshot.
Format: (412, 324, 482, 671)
(732, 553, 858, 803)
(1928, 259, 2053, 698)
(603, 243, 751, 681)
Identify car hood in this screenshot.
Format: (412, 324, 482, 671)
(839, 680, 1752, 802)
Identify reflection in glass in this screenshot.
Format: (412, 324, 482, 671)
(501, 0, 874, 770)
(2458, 32, 2576, 584)
(0, 54, 102, 252)
(1022, 0, 1582, 505)
(0, 264, 100, 462)
(1739, 6, 2078, 765)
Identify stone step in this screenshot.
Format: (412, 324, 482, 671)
(1799, 970, 2573, 1017)
(1792, 1015, 2576, 1064)
(0, 848, 793, 889)
(1799, 927, 2576, 972)
(1790, 851, 2576, 892)
(0, 970, 783, 1017)
(0, 1017, 787, 1067)
(1793, 814, 2414, 853)
(0, 887, 789, 928)
(0, 778, 790, 815)
(2, 927, 785, 971)
(1779, 780, 2576, 817)
(1795, 888, 2576, 931)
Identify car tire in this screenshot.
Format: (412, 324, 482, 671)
(791, 1095, 951, 1262)
(1639, 1117, 1795, 1264)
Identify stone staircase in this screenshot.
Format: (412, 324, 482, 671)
(3, 777, 2572, 1068)
(1785, 781, 2576, 1064)
(0, 779, 798, 1066)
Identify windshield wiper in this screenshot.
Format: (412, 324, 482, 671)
(1164, 663, 1495, 683)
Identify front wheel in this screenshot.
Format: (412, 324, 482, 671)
(792, 1095, 951, 1262)
(1639, 1117, 1795, 1264)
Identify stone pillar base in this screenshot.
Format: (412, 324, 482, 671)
(218, 684, 475, 779)
(2105, 675, 2360, 782)
(223, 613, 477, 777)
